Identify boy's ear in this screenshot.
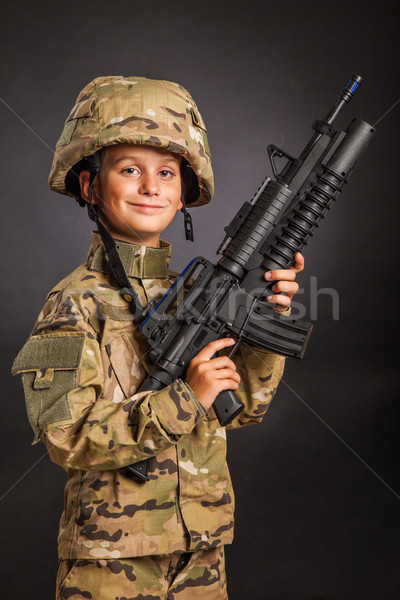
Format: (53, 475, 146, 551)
(79, 170, 99, 204)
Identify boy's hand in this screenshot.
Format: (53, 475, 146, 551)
(264, 252, 304, 312)
(185, 255, 305, 407)
(185, 338, 240, 411)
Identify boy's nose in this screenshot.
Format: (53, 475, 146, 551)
(138, 172, 160, 196)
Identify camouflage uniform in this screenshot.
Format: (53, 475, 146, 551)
(13, 233, 285, 598)
(55, 546, 227, 599)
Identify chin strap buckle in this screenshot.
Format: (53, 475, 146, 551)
(181, 196, 194, 241)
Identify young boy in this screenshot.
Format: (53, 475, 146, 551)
(12, 76, 303, 599)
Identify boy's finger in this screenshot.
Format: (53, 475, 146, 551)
(211, 368, 241, 382)
(195, 338, 236, 361)
(264, 253, 305, 281)
(265, 269, 296, 282)
(266, 294, 291, 308)
(207, 355, 237, 371)
(271, 280, 299, 296)
(293, 252, 305, 272)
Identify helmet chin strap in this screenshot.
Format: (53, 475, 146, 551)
(180, 161, 195, 241)
(181, 194, 194, 242)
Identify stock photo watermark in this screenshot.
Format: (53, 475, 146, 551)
(290, 276, 340, 321)
(167, 272, 341, 325)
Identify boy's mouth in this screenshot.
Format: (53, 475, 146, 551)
(129, 203, 164, 213)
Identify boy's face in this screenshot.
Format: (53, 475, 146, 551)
(80, 144, 183, 246)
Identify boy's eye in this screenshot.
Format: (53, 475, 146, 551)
(159, 169, 174, 179)
(122, 167, 140, 176)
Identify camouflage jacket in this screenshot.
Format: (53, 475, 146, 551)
(12, 232, 285, 559)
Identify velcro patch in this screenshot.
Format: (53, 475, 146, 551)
(56, 119, 78, 147)
(12, 333, 85, 373)
(12, 333, 86, 437)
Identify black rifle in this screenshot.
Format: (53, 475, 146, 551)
(126, 75, 374, 481)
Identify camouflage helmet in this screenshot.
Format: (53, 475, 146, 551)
(48, 75, 213, 208)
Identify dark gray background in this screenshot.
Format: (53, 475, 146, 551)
(1, 1, 399, 598)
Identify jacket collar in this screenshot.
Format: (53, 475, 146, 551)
(86, 231, 171, 279)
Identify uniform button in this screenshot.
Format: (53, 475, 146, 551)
(177, 553, 191, 569)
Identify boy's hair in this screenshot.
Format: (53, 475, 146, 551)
(49, 75, 213, 208)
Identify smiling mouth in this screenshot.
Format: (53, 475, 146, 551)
(132, 203, 164, 207)
(128, 203, 165, 211)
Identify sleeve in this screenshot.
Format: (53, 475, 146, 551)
(12, 295, 206, 472)
(223, 305, 290, 429)
(223, 343, 286, 431)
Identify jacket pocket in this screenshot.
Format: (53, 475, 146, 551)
(12, 333, 85, 440)
(57, 558, 86, 596)
(105, 333, 150, 400)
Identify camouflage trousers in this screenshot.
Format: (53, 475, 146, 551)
(56, 546, 228, 600)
